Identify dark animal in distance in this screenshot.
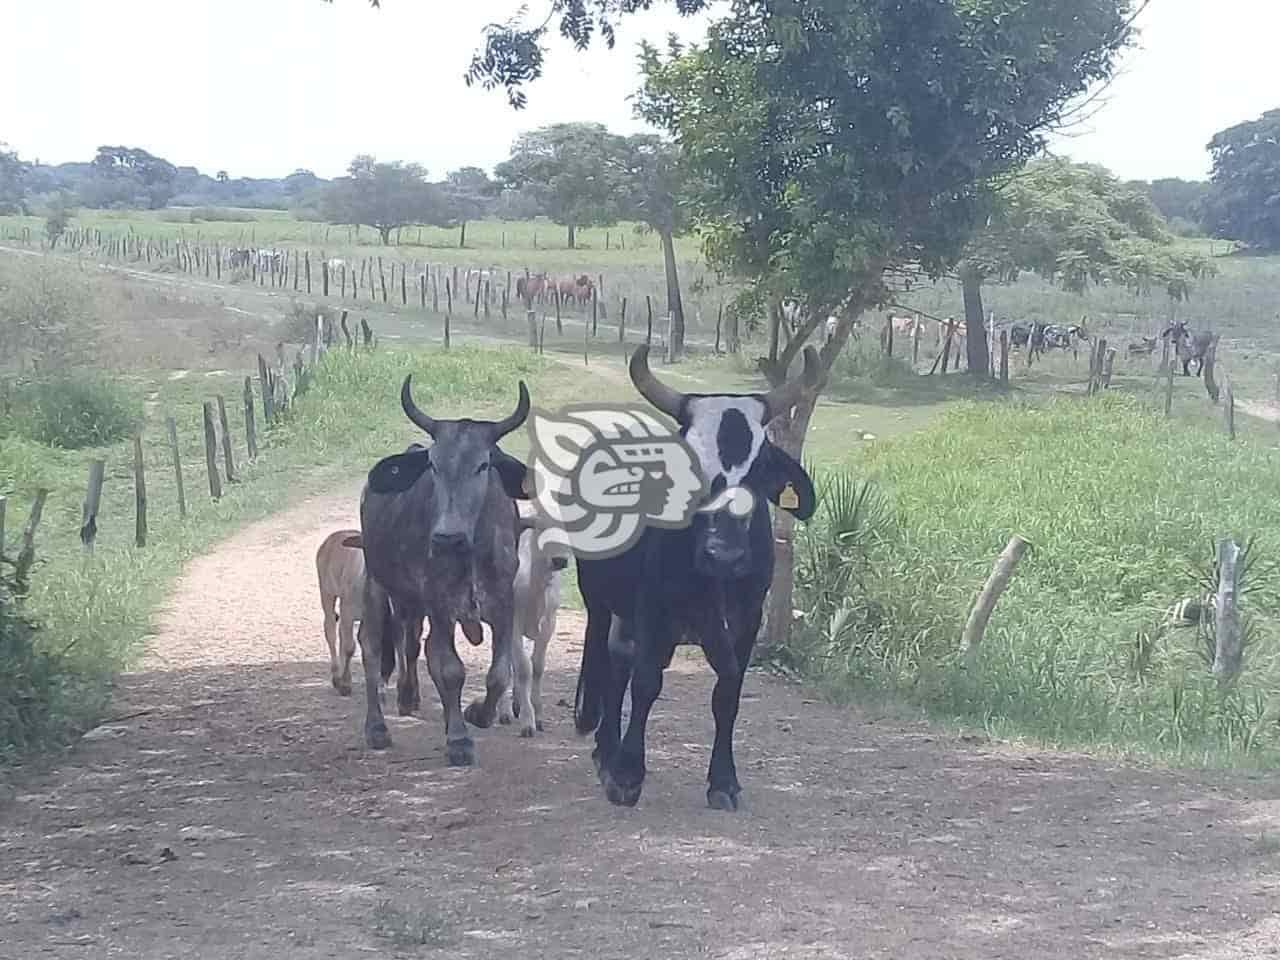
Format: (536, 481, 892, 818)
(1127, 336, 1158, 357)
(1161, 320, 1213, 377)
(574, 345, 818, 811)
(355, 376, 531, 765)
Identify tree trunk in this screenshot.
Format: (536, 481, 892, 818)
(377, 225, 392, 245)
(660, 227, 685, 359)
(567, 223, 576, 250)
(961, 268, 990, 379)
(760, 389, 819, 652)
(459, 221, 467, 249)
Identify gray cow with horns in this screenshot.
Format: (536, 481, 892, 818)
(356, 375, 531, 765)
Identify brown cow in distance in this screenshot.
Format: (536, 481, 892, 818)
(516, 272, 548, 304)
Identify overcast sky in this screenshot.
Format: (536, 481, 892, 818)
(1, 0, 1274, 182)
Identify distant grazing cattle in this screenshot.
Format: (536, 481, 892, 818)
(1161, 320, 1213, 377)
(1127, 336, 1158, 357)
(227, 247, 253, 270)
(516, 273, 548, 304)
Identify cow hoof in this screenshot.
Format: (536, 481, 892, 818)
(366, 723, 391, 750)
(463, 701, 493, 729)
(333, 677, 352, 697)
(497, 709, 515, 726)
(446, 737, 475, 767)
(536, 720, 546, 733)
(603, 771, 642, 808)
(707, 788, 740, 812)
(519, 725, 536, 739)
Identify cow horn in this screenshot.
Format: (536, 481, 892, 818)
(762, 346, 821, 423)
(629, 345, 685, 420)
(490, 380, 531, 440)
(400, 374, 438, 436)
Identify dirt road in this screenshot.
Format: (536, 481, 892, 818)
(2, 487, 1279, 959)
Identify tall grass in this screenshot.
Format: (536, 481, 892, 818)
(790, 393, 1280, 765)
(0, 346, 551, 761)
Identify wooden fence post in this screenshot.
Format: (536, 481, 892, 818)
(527, 310, 538, 350)
(361, 318, 373, 348)
(940, 320, 955, 374)
(80, 459, 106, 551)
(133, 434, 147, 548)
(1213, 538, 1243, 685)
(912, 320, 922, 366)
(645, 295, 654, 346)
(379, 257, 388, 303)
(167, 416, 187, 519)
(217, 395, 237, 483)
(591, 287, 599, 337)
(1225, 382, 1236, 439)
(258, 354, 275, 424)
(1163, 356, 1175, 417)
(14, 490, 49, 595)
(484, 279, 491, 320)
(203, 402, 223, 501)
(999, 330, 1009, 384)
(619, 298, 628, 344)
(715, 304, 723, 353)
(960, 535, 1032, 668)
(243, 377, 258, 460)
(553, 289, 562, 334)
(445, 278, 453, 314)
(0, 495, 5, 561)
(1101, 346, 1116, 389)
(444, 310, 451, 349)
(420, 273, 426, 309)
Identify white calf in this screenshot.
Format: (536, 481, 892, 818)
(315, 529, 366, 695)
(497, 519, 569, 736)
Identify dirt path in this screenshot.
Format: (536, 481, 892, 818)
(3, 496, 1280, 958)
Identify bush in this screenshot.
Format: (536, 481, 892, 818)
(0, 259, 101, 368)
(9, 373, 140, 448)
(186, 207, 258, 223)
(277, 300, 338, 345)
(0, 568, 79, 760)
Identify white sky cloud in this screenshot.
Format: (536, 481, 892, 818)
(1, 0, 1273, 183)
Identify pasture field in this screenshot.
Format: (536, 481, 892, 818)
(4, 212, 1280, 769)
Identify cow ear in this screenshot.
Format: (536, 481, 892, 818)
(367, 448, 430, 494)
(492, 450, 530, 500)
(756, 443, 817, 521)
(341, 534, 363, 549)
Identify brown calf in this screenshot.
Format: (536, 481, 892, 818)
(315, 529, 367, 695)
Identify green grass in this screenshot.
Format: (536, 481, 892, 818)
(0, 345, 569, 761)
(788, 392, 1280, 766)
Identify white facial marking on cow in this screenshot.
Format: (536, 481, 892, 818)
(684, 397, 766, 490)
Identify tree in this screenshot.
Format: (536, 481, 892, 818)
(620, 133, 692, 357)
(90, 145, 177, 209)
(958, 159, 1211, 375)
(493, 123, 628, 249)
(1203, 108, 1280, 251)
(0, 142, 29, 214)
(216, 170, 229, 183)
(1138, 177, 1210, 234)
(41, 193, 76, 246)
(441, 167, 496, 248)
(321, 155, 448, 245)
(636, 0, 1139, 648)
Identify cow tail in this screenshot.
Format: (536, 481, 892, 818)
(573, 610, 610, 735)
(379, 600, 396, 683)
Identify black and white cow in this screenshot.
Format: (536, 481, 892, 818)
(574, 346, 818, 810)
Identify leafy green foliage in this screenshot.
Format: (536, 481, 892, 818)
(963, 159, 1212, 300)
(0, 142, 29, 214)
(87, 145, 178, 209)
(1134, 177, 1211, 233)
(320, 156, 450, 244)
(637, 0, 1138, 320)
(1204, 108, 1280, 251)
(7, 373, 141, 449)
(493, 123, 631, 246)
